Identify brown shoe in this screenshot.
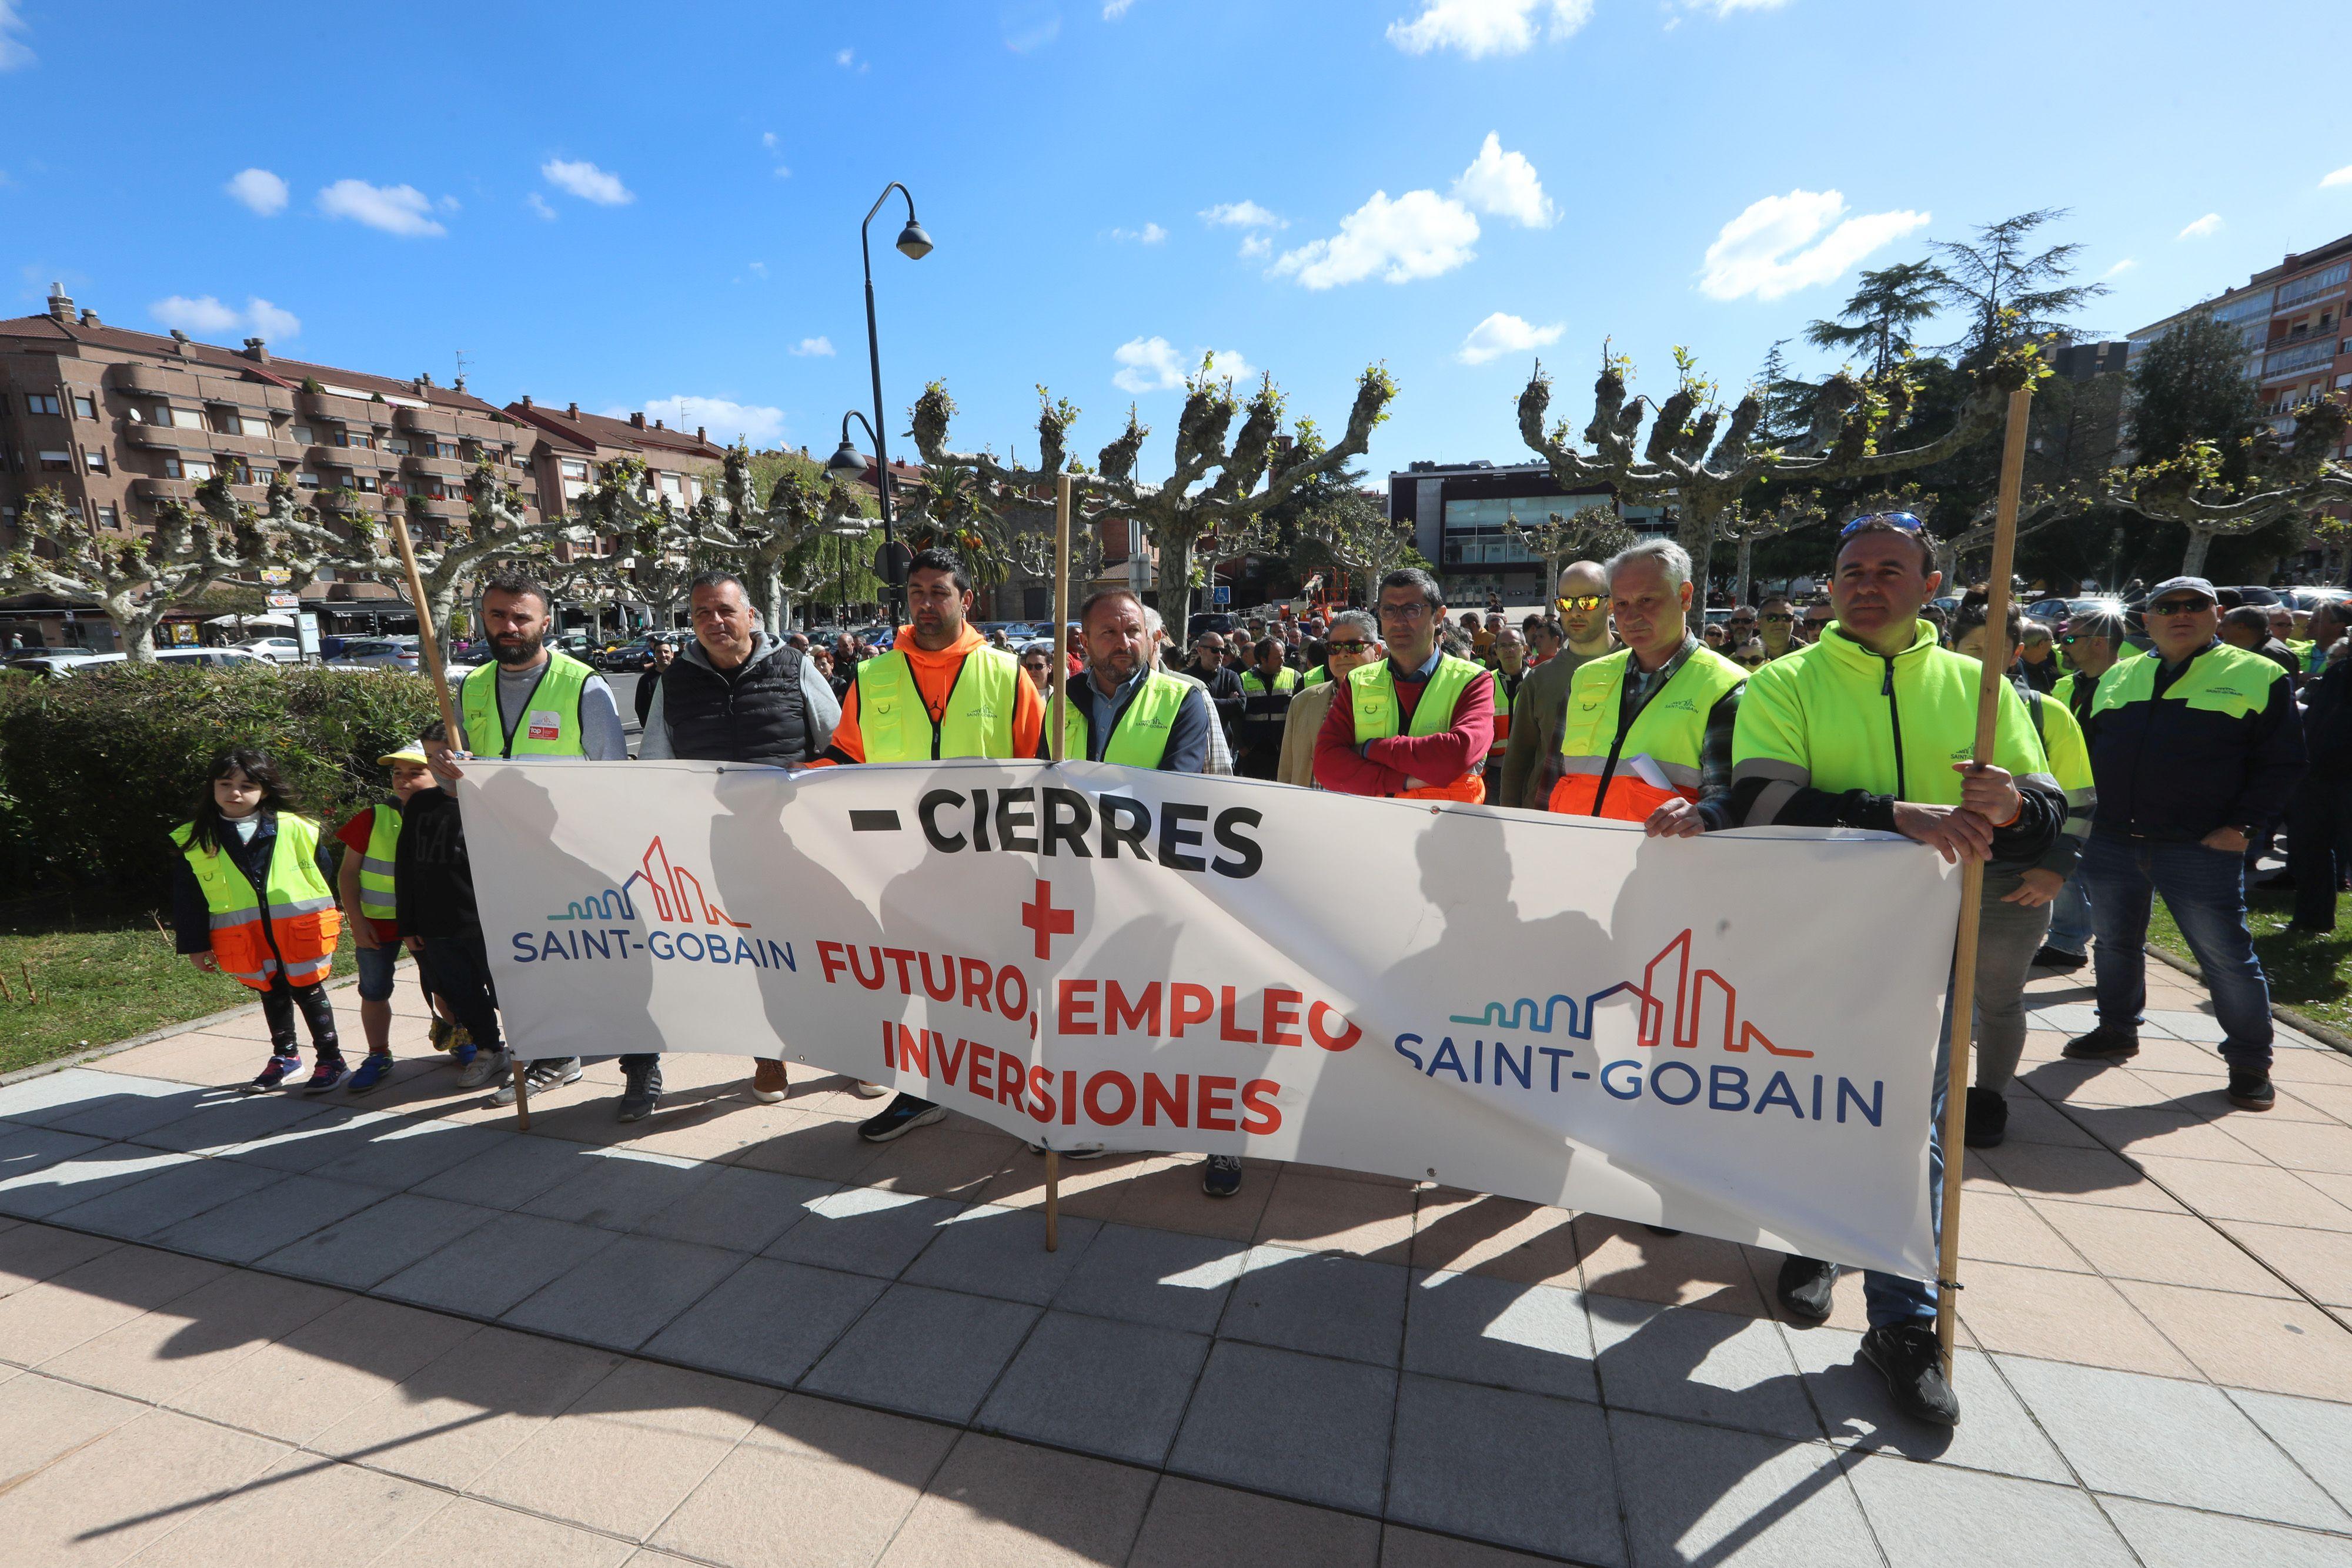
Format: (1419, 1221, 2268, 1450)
(751, 1058, 789, 1104)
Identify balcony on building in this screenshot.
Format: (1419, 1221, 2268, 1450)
(393, 404, 460, 436)
(132, 476, 196, 502)
(108, 363, 200, 399)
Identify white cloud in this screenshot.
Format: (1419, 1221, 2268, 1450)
(1238, 234, 1272, 259)
(1003, 6, 1061, 52)
(2178, 212, 2223, 240)
(747, 261, 769, 279)
(1681, 0, 1791, 14)
(1111, 337, 1253, 393)
(317, 179, 446, 238)
(148, 295, 300, 342)
(542, 158, 633, 206)
(836, 46, 856, 66)
(2326, 165, 2352, 189)
(1203, 348, 1255, 383)
(1452, 132, 1555, 229)
(1104, 0, 1136, 16)
(2103, 258, 2137, 278)
(1386, 0, 1592, 58)
(1110, 222, 1168, 245)
(223, 168, 288, 216)
(791, 336, 834, 357)
(762, 131, 790, 177)
(1200, 200, 1285, 229)
(0, 1, 31, 70)
(1698, 189, 1927, 302)
(1270, 189, 1479, 289)
(613, 396, 787, 447)
(1458, 311, 1563, 365)
(526, 192, 557, 221)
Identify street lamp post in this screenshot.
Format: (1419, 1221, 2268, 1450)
(827, 409, 892, 624)
(850, 181, 933, 625)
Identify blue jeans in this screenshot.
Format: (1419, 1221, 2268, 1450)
(2046, 868, 2093, 958)
(354, 942, 397, 1002)
(2081, 830, 2273, 1071)
(1861, 976, 1952, 1329)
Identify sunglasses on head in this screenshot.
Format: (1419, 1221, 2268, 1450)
(1839, 510, 1926, 539)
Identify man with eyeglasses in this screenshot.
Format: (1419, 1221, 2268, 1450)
(1798, 605, 1834, 643)
(1724, 605, 1760, 647)
(1542, 539, 1745, 836)
(1729, 638, 1768, 670)
(1280, 610, 1379, 786)
(1501, 562, 1619, 809)
(1188, 632, 1245, 753)
(1730, 512, 2067, 1427)
(2066, 576, 2304, 1114)
(1756, 596, 1798, 661)
(1315, 567, 1495, 803)
(1236, 637, 1298, 779)
(1485, 624, 1531, 778)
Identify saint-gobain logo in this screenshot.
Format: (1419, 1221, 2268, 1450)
(545, 835, 750, 928)
(517, 835, 794, 971)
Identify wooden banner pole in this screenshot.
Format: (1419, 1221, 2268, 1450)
(1935, 385, 2034, 1372)
(1043, 472, 1076, 1252)
(385, 511, 529, 1133)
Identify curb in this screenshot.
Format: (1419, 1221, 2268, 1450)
(2144, 941, 2352, 1057)
(0, 962, 396, 1089)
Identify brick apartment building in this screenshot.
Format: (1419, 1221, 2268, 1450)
(503, 396, 726, 526)
(2128, 231, 2352, 450)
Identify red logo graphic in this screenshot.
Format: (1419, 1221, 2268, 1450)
(623, 837, 751, 928)
(1636, 930, 1809, 1058)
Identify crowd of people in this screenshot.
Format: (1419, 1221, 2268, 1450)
(168, 521, 2352, 1434)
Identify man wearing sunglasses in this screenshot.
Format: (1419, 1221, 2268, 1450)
(1500, 561, 1619, 808)
(1730, 513, 2067, 1427)
(1723, 606, 1760, 647)
(1280, 610, 1380, 786)
(1756, 596, 1798, 661)
(1799, 605, 1834, 643)
(1314, 567, 1495, 803)
(2067, 576, 2304, 1115)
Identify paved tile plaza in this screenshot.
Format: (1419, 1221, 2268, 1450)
(3, 962, 2352, 1565)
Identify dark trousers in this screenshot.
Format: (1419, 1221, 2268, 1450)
(2082, 831, 2274, 1071)
(2288, 775, 2352, 931)
(416, 932, 502, 1054)
(259, 977, 340, 1058)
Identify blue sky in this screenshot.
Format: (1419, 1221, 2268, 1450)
(5, 0, 2349, 479)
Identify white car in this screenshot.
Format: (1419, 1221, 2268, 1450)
(234, 636, 305, 664)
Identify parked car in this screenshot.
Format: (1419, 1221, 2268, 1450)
(2, 645, 111, 666)
(1186, 612, 1239, 644)
(153, 647, 274, 670)
(10, 652, 126, 677)
(326, 637, 422, 672)
(233, 636, 305, 664)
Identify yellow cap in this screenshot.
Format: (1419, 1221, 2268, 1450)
(378, 741, 429, 767)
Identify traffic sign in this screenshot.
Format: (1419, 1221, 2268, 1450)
(267, 591, 300, 609)
(1211, 585, 1231, 606)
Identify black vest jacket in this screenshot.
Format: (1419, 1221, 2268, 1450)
(661, 643, 811, 765)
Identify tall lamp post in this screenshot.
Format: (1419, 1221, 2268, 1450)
(827, 410, 893, 624)
(846, 182, 932, 624)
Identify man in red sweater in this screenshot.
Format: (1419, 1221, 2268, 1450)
(1314, 567, 1496, 802)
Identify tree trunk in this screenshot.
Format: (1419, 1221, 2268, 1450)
(2181, 527, 2216, 579)
(1677, 502, 1721, 631)
(109, 593, 160, 661)
(1733, 537, 1754, 607)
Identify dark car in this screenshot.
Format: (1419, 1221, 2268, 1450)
(1187, 612, 1239, 644)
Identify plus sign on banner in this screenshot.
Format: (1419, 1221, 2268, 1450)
(462, 758, 1960, 1282)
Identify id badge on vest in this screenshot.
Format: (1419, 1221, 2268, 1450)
(526, 708, 563, 743)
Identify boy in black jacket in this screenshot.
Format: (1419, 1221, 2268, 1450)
(395, 721, 510, 1093)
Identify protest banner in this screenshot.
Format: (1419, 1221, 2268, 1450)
(460, 758, 1960, 1279)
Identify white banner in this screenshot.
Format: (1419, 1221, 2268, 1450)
(460, 759, 1960, 1280)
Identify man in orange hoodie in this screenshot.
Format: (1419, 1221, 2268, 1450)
(821, 548, 1045, 1142)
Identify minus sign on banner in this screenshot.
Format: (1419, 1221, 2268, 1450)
(850, 810, 903, 832)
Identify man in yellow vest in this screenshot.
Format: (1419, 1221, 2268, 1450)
(1730, 513, 2067, 1428)
(820, 548, 1047, 1144)
(1312, 567, 1495, 801)
(1065, 587, 1214, 772)
(1279, 610, 1379, 785)
(1235, 637, 1298, 778)
(1543, 539, 1744, 836)
(1485, 623, 1529, 778)
(426, 572, 629, 1108)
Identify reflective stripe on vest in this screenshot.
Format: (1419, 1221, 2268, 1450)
(1063, 670, 1189, 767)
(857, 644, 1022, 760)
(171, 814, 342, 992)
(1348, 654, 1488, 804)
(459, 651, 596, 758)
(1549, 646, 1743, 821)
(1241, 667, 1297, 695)
(357, 802, 401, 922)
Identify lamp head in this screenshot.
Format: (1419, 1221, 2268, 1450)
(895, 219, 934, 261)
(826, 439, 865, 476)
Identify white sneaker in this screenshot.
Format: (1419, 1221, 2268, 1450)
(851, 1080, 892, 1099)
(455, 1047, 509, 1091)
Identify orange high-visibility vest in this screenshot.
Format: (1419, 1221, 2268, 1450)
(1548, 646, 1744, 820)
(171, 813, 341, 989)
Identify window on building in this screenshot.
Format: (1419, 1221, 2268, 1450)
(38, 449, 72, 472)
(162, 456, 182, 479)
(238, 416, 271, 438)
(296, 472, 320, 490)
(427, 440, 457, 459)
(84, 450, 107, 473)
(355, 473, 377, 492)
(386, 437, 410, 455)
(687, 476, 703, 503)
(559, 459, 588, 481)
(292, 425, 313, 446)
(660, 473, 683, 501)
(95, 504, 118, 529)
(182, 459, 215, 482)
(168, 407, 206, 430)
(72, 394, 95, 419)
(210, 409, 239, 434)
(25, 393, 59, 416)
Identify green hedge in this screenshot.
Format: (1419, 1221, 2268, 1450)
(0, 666, 441, 893)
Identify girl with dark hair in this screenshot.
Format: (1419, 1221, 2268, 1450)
(170, 747, 346, 1092)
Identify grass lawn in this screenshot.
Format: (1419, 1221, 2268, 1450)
(0, 897, 353, 1078)
(2146, 880, 2352, 1040)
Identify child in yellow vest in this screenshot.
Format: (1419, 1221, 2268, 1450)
(170, 748, 346, 1093)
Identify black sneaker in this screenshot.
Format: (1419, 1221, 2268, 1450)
(1964, 1086, 2009, 1148)
(1859, 1322, 1961, 1426)
(300, 1055, 348, 1095)
(617, 1059, 663, 1124)
(1202, 1155, 1242, 1198)
(858, 1094, 945, 1143)
(2061, 1028, 2139, 1062)
(2227, 1071, 2276, 1112)
(491, 1055, 581, 1107)
(1777, 1255, 1839, 1322)
(2030, 946, 2087, 972)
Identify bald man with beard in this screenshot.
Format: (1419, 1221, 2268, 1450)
(1501, 560, 1619, 808)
